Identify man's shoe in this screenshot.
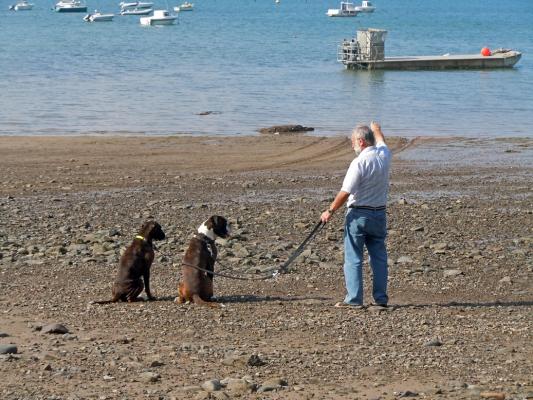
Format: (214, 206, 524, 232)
(334, 302, 365, 310)
(368, 303, 389, 312)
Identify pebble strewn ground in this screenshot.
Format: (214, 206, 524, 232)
(0, 136, 531, 400)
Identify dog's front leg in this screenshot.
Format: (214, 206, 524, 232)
(143, 270, 156, 301)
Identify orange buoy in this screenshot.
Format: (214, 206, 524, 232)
(481, 47, 492, 56)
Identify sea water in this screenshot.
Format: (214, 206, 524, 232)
(0, 0, 532, 137)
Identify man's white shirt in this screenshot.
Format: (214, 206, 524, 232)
(341, 141, 391, 208)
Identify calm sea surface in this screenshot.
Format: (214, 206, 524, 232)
(0, 0, 532, 137)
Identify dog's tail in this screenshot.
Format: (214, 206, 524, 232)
(90, 299, 116, 305)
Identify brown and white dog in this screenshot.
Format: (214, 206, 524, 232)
(97, 221, 165, 303)
(177, 215, 230, 307)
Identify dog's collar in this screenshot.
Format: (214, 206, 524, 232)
(135, 235, 146, 242)
(194, 233, 215, 244)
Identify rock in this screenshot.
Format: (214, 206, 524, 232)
(259, 125, 314, 135)
(499, 276, 512, 284)
(247, 354, 266, 366)
(424, 338, 443, 347)
(224, 378, 254, 394)
(0, 332, 9, 338)
(397, 390, 418, 397)
(396, 256, 413, 264)
(431, 242, 449, 251)
(480, 392, 505, 400)
(443, 269, 463, 277)
(149, 360, 164, 367)
(257, 377, 287, 392)
(139, 371, 161, 383)
(0, 344, 17, 354)
(41, 323, 69, 334)
(201, 379, 222, 392)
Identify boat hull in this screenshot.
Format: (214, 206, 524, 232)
(140, 16, 176, 25)
(342, 52, 522, 70)
(14, 4, 33, 10)
(56, 6, 87, 12)
(85, 13, 114, 21)
(354, 7, 374, 12)
(327, 9, 358, 17)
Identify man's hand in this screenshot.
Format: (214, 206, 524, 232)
(370, 121, 386, 144)
(370, 121, 381, 133)
(321, 210, 333, 223)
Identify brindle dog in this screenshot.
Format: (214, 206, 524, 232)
(177, 215, 230, 307)
(97, 221, 165, 303)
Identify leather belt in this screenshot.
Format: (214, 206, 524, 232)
(349, 205, 386, 211)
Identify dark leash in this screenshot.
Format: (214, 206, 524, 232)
(275, 220, 326, 276)
(154, 220, 327, 281)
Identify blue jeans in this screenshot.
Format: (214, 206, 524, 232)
(343, 208, 388, 305)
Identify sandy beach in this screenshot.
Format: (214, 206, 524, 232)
(0, 134, 531, 400)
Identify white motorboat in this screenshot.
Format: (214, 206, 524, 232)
(327, 2, 359, 17)
(119, 1, 152, 9)
(177, 1, 193, 11)
(55, 0, 87, 12)
(121, 7, 152, 14)
(11, 1, 34, 10)
(84, 10, 114, 21)
(354, 0, 375, 13)
(140, 9, 176, 25)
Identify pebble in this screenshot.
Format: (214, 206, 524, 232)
(139, 371, 161, 383)
(257, 377, 288, 393)
(443, 269, 463, 277)
(424, 338, 443, 347)
(201, 379, 222, 392)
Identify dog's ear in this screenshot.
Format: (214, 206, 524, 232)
(150, 222, 166, 241)
(141, 220, 165, 240)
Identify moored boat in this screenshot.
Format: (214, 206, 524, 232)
(338, 29, 522, 70)
(327, 2, 359, 17)
(120, 7, 152, 14)
(84, 10, 114, 21)
(354, 0, 375, 13)
(12, 1, 34, 10)
(140, 9, 176, 25)
(119, 1, 153, 9)
(55, 0, 87, 12)
(177, 1, 193, 11)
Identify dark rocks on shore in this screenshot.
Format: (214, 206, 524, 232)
(0, 344, 18, 354)
(41, 323, 69, 334)
(259, 125, 314, 134)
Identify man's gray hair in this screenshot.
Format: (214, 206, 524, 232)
(352, 125, 376, 146)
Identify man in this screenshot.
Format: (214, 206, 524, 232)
(321, 121, 391, 309)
